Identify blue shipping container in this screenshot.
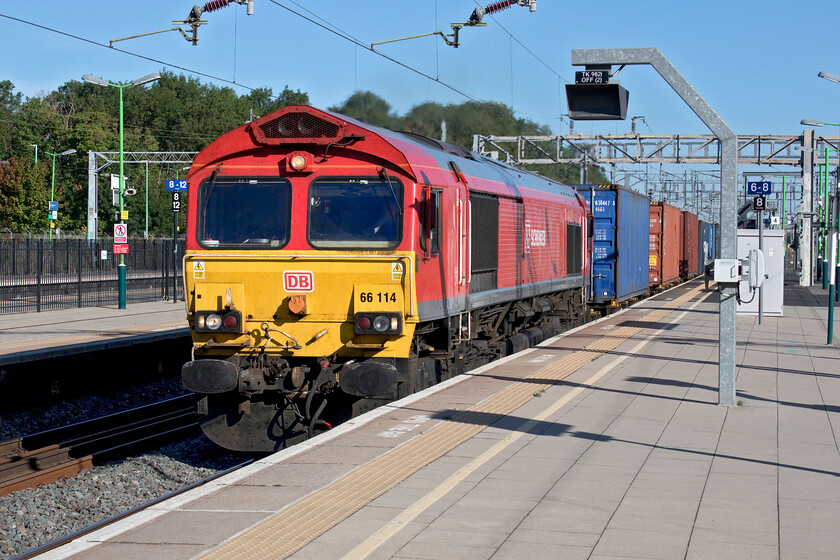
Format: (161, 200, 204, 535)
(573, 185, 650, 306)
(698, 221, 717, 273)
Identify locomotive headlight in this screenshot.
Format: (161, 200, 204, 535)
(205, 314, 222, 330)
(372, 315, 390, 332)
(353, 312, 402, 335)
(289, 154, 307, 170)
(195, 310, 243, 334)
(287, 151, 313, 173)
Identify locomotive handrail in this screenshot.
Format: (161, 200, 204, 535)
(260, 323, 302, 350)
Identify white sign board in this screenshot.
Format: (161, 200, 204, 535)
(114, 223, 128, 243)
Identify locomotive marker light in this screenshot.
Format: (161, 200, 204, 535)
(571, 48, 738, 406)
(83, 72, 161, 309)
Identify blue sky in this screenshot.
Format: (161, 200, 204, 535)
(2, 1, 839, 138)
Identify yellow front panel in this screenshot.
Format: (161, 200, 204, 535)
(184, 251, 416, 359)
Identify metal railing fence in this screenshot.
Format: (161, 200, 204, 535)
(0, 237, 185, 313)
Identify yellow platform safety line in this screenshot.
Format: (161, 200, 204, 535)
(200, 283, 706, 560)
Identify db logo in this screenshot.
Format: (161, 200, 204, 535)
(283, 270, 314, 292)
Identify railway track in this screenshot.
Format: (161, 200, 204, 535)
(0, 394, 200, 496)
(11, 458, 254, 560)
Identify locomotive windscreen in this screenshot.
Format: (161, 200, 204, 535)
(198, 177, 291, 248)
(308, 177, 403, 249)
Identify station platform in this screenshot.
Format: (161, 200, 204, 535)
(32, 278, 840, 560)
(0, 301, 189, 366)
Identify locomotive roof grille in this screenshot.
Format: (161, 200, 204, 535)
(255, 112, 343, 144)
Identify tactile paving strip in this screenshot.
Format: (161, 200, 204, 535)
(201, 283, 705, 559)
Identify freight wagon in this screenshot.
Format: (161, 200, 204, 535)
(680, 210, 700, 278)
(649, 202, 681, 288)
(573, 184, 650, 313)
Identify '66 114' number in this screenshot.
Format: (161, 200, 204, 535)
(359, 292, 397, 303)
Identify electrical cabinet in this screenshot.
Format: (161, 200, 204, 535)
(737, 229, 784, 316)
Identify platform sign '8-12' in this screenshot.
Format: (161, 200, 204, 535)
(172, 192, 181, 213)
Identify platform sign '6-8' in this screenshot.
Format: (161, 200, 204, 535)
(747, 181, 771, 196)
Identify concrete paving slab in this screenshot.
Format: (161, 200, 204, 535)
(593, 527, 691, 559)
(491, 540, 592, 560)
(65, 542, 206, 560)
(112, 510, 266, 546)
(505, 528, 602, 548)
(391, 541, 497, 560)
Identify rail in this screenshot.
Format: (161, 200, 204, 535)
(0, 395, 199, 496)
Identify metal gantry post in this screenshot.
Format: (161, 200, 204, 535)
(802, 130, 814, 287)
(571, 47, 738, 405)
(86, 151, 197, 243)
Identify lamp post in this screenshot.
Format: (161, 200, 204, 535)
(82, 72, 160, 309)
(818, 71, 840, 85)
(44, 149, 77, 242)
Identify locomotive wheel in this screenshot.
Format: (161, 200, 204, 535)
(197, 393, 308, 453)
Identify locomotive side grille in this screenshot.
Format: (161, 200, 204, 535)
(252, 111, 344, 144)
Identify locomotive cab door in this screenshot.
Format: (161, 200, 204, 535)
(448, 161, 471, 301)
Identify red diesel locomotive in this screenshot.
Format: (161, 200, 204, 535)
(180, 105, 591, 451)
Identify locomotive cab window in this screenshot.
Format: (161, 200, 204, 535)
(198, 177, 291, 248)
(308, 177, 403, 249)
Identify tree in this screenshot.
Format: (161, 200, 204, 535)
(329, 92, 400, 129)
(0, 80, 23, 160)
(0, 157, 50, 230)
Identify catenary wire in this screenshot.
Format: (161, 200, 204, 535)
(0, 13, 262, 94)
(2, 6, 560, 123)
(265, 0, 484, 104)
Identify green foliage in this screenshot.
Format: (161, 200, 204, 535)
(0, 80, 23, 160)
(0, 157, 50, 230)
(329, 91, 401, 129)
